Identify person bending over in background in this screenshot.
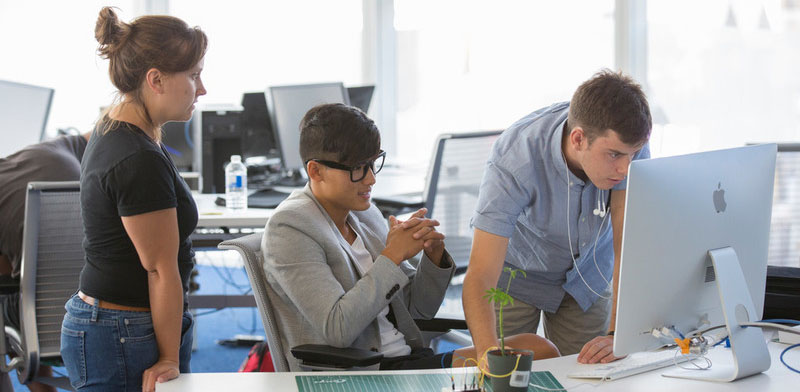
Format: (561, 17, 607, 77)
(0, 132, 89, 391)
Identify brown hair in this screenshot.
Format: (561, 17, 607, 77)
(299, 103, 381, 166)
(568, 69, 651, 146)
(95, 7, 207, 136)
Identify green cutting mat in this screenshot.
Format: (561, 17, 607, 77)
(296, 371, 564, 392)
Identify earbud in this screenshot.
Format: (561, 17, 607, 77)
(593, 192, 607, 217)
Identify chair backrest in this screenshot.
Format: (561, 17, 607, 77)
(18, 181, 83, 381)
(421, 131, 502, 269)
(769, 143, 800, 268)
(218, 233, 290, 371)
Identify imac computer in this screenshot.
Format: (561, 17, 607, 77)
(267, 82, 350, 186)
(614, 144, 777, 382)
(0, 79, 54, 157)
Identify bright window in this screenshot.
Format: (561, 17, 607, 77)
(169, 0, 364, 108)
(393, 0, 615, 164)
(0, 1, 136, 137)
(646, 0, 800, 158)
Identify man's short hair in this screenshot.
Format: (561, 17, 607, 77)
(299, 103, 381, 166)
(568, 69, 652, 146)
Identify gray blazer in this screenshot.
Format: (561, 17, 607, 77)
(261, 185, 455, 371)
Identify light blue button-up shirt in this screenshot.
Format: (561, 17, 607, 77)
(471, 102, 650, 312)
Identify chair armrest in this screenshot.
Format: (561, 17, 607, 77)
(291, 344, 384, 368)
(372, 196, 425, 218)
(0, 275, 19, 295)
(414, 318, 468, 332)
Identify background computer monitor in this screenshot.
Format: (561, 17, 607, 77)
(0, 79, 54, 157)
(161, 120, 195, 171)
(347, 85, 375, 113)
(268, 82, 350, 173)
(613, 144, 776, 379)
(240, 92, 278, 160)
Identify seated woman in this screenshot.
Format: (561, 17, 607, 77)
(261, 103, 559, 371)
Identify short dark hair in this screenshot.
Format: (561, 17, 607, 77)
(568, 69, 652, 146)
(299, 103, 381, 166)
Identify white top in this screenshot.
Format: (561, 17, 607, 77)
(348, 226, 412, 357)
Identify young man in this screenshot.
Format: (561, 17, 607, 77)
(463, 70, 652, 365)
(261, 103, 558, 371)
(0, 132, 90, 392)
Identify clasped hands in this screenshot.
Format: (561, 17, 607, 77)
(381, 208, 445, 265)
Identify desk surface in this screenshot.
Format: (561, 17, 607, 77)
(157, 340, 797, 391)
(194, 193, 272, 228)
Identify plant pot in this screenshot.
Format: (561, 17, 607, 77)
(487, 349, 534, 392)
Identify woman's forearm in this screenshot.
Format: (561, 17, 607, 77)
(147, 264, 183, 362)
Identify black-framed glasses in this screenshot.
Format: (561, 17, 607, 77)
(307, 151, 386, 182)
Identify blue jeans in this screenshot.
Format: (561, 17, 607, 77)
(60, 294, 193, 391)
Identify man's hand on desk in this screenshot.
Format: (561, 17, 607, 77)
(577, 335, 624, 364)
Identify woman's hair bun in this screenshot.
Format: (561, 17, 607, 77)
(95, 7, 129, 58)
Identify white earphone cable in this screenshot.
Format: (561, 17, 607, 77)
(564, 156, 613, 300)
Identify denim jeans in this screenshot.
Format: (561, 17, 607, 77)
(60, 294, 193, 391)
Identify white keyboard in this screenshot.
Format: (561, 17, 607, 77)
(567, 349, 693, 381)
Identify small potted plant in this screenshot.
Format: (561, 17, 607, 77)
(483, 267, 533, 392)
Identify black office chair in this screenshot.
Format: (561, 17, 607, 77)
(0, 181, 82, 390)
(423, 131, 503, 271)
(763, 143, 800, 320)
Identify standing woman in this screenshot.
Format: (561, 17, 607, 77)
(60, 7, 206, 392)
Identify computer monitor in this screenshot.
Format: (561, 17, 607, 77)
(161, 120, 195, 171)
(614, 144, 777, 382)
(268, 82, 350, 174)
(347, 85, 375, 113)
(0, 79, 54, 157)
(240, 92, 278, 160)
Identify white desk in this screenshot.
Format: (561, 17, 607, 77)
(194, 193, 272, 229)
(157, 340, 797, 391)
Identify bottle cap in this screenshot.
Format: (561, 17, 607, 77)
(231, 155, 242, 163)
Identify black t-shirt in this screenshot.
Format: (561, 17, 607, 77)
(0, 135, 88, 277)
(79, 121, 197, 308)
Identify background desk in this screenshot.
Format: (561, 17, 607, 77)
(156, 340, 797, 391)
(194, 192, 272, 229)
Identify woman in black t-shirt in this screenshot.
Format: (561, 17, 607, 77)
(60, 7, 207, 392)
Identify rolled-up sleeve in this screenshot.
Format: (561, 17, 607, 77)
(471, 141, 537, 239)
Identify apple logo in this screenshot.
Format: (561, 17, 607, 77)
(713, 182, 727, 213)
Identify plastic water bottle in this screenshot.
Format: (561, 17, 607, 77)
(225, 155, 247, 210)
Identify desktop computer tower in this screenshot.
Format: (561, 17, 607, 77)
(200, 109, 243, 194)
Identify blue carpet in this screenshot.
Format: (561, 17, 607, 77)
(9, 261, 265, 391)
(189, 262, 266, 373)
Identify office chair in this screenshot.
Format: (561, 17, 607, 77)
(763, 143, 800, 320)
(422, 131, 502, 271)
(0, 181, 82, 390)
(218, 233, 468, 371)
